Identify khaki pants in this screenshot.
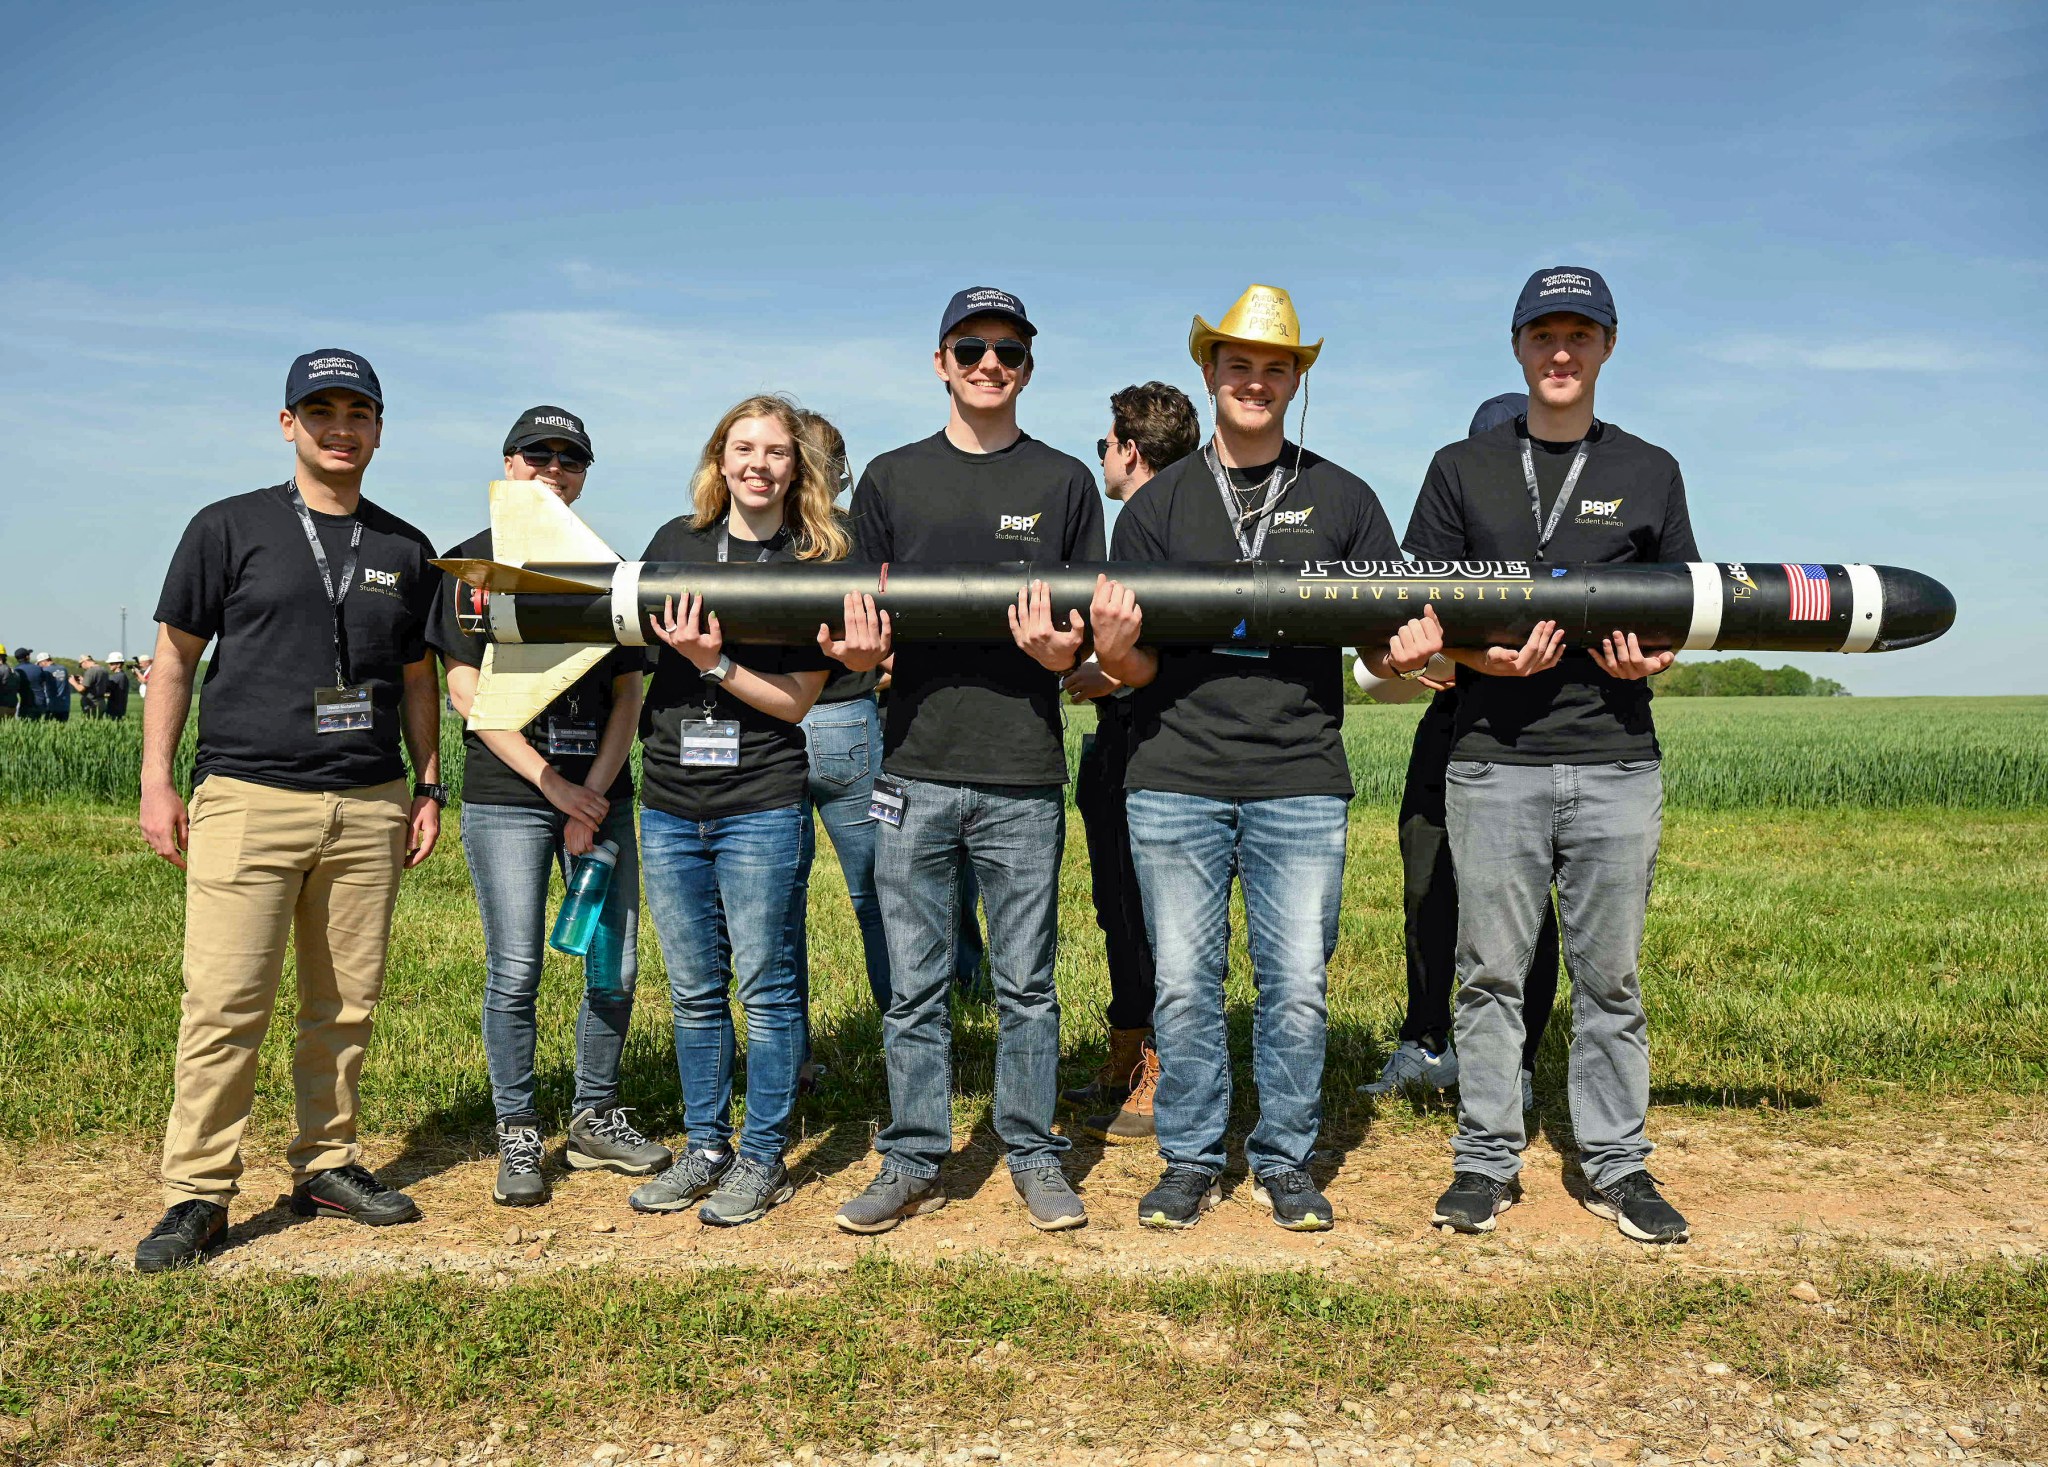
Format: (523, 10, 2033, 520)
(160, 775, 409, 1206)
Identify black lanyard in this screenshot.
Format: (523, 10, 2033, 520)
(287, 482, 363, 686)
(1203, 441, 1298, 561)
(717, 520, 783, 563)
(1519, 430, 1593, 562)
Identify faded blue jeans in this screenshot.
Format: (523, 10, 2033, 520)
(792, 694, 988, 1018)
(1445, 758, 1664, 1190)
(1126, 790, 1348, 1178)
(460, 799, 640, 1123)
(873, 779, 1067, 1179)
(641, 803, 807, 1164)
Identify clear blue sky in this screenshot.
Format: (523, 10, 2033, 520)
(6, 1, 2041, 693)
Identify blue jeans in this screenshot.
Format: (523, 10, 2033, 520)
(1125, 790, 1348, 1177)
(793, 694, 988, 1018)
(873, 780, 1067, 1178)
(460, 799, 640, 1123)
(641, 804, 807, 1163)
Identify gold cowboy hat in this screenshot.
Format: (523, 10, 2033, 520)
(1188, 283, 1322, 371)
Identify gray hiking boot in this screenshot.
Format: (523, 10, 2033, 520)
(834, 1168, 946, 1235)
(628, 1148, 732, 1213)
(699, 1155, 794, 1228)
(567, 1105, 673, 1176)
(493, 1119, 550, 1207)
(1012, 1166, 1087, 1231)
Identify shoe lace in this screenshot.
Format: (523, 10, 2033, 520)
(862, 1169, 907, 1197)
(1161, 1164, 1212, 1196)
(332, 1163, 390, 1196)
(595, 1107, 650, 1146)
(1267, 1169, 1315, 1197)
(500, 1127, 545, 1175)
(1125, 1042, 1161, 1104)
(1605, 1170, 1664, 1202)
(725, 1155, 779, 1195)
(153, 1199, 218, 1236)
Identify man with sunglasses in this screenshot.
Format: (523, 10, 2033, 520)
(1088, 286, 1439, 1233)
(833, 287, 1104, 1235)
(429, 407, 670, 1208)
(134, 349, 444, 1273)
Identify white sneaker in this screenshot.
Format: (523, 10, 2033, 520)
(1521, 1069, 1537, 1112)
(1360, 1040, 1459, 1096)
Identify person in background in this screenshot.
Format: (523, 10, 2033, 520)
(627, 394, 848, 1228)
(834, 287, 1103, 1235)
(430, 406, 670, 1208)
(136, 653, 154, 701)
(38, 652, 71, 722)
(0, 647, 19, 720)
(1360, 391, 1561, 1112)
(1407, 268, 1697, 1245)
(10, 650, 43, 720)
(1089, 285, 1440, 1233)
(104, 654, 132, 721)
(1058, 382, 1201, 1146)
(73, 653, 108, 718)
(133, 348, 444, 1274)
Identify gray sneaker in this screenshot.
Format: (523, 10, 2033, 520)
(698, 1155, 794, 1228)
(567, 1106, 673, 1176)
(1012, 1166, 1087, 1231)
(628, 1148, 732, 1213)
(493, 1119, 550, 1207)
(834, 1168, 946, 1234)
(1359, 1040, 1459, 1096)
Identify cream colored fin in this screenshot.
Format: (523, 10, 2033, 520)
(431, 558, 609, 595)
(468, 642, 615, 732)
(490, 479, 622, 569)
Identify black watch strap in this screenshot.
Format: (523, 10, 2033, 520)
(414, 782, 449, 806)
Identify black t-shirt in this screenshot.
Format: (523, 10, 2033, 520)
(1403, 418, 1700, 764)
(1113, 444, 1401, 800)
(104, 672, 129, 718)
(818, 665, 883, 705)
(427, 528, 639, 810)
(154, 483, 439, 791)
(849, 430, 1105, 786)
(637, 516, 834, 821)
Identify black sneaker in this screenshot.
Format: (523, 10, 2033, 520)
(1584, 1170, 1690, 1244)
(493, 1119, 550, 1207)
(289, 1164, 422, 1226)
(1431, 1172, 1518, 1234)
(1252, 1167, 1334, 1232)
(1138, 1164, 1221, 1230)
(135, 1200, 227, 1274)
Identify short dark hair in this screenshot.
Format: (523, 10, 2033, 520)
(1110, 381, 1201, 473)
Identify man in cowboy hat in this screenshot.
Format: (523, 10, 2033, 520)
(1088, 285, 1443, 1232)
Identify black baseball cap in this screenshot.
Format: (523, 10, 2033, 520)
(504, 405, 594, 461)
(939, 286, 1036, 341)
(285, 349, 383, 409)
(1468, 392, 1529, 436)
(1512, 267, 1617, 332)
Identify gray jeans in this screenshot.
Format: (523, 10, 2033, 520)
(1445, 758, 1663, 1189)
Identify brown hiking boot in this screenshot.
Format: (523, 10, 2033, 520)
(1061, 1026, 1150, 1109)
(1084, 1036, 1158, 1145)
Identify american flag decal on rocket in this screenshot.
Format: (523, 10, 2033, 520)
(1783, 563, 1831, 622)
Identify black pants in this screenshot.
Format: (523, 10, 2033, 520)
(1399, 689, 1558, 1070)
(1074, 698, 1156, 1031)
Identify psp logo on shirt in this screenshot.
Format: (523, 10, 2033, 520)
(1270, 506, 1316, 532)
(996, 511, 1044, 543)
(361, 566, 403, 598)
(1575, 497, 1624, 525)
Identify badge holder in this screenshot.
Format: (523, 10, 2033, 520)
(679, 693, 741, 768)
(544, 717, 601, 757)
(868, 775, 907, 828)
(314, 685, 372, 735)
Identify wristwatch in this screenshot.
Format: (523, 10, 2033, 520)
(413, 782, 449, 807)
(700, 653, 734, 684)
(1397, 663, 1431, 682)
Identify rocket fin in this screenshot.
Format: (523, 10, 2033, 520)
(467, 642, 615, 732)
(491, 479, 621, 570)
(432, 558, 612, 595)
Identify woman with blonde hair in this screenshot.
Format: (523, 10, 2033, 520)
(627, 394, 863, 1226)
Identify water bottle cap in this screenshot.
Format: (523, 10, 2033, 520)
(585, 840, 620, 869)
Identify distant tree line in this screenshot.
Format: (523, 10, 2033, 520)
(1341, 653, 1847, 702)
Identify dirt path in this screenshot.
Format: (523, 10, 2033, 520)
(6, 1097, 2045, 1467)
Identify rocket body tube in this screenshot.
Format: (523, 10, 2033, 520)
(482, 558, 1954, 656)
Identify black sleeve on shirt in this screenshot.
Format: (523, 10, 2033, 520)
(401, 530, 440, 664)
(1402, 454, 1468, 560)
(1342, 484, 1402, 562)
(153, 506, 231, 641)
(1065, 470, 1106, 559)
(1657, 463, 1701, 562)
(1110, 481, 1167, 561)
(850, 470, 892, 562)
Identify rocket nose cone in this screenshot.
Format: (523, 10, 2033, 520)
(1873, 566, 1956, 651)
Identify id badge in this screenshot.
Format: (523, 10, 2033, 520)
(868, 775, 908, 828)
(313, 684, 372, 735)
(1212, 645, 1271, 660)
(680, 719, 742, 768)
(544, 717, 601, 757)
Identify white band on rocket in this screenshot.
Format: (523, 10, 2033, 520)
(611, 562, 647, 647)
(1682, 562, 1723, 651)
(1840, 564, 1883, 653)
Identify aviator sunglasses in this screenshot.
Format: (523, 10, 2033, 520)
(518, 445, 592, 471)
(947, 336, 1030, 371)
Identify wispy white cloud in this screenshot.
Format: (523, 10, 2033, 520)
(1705, 334, 2019, 372)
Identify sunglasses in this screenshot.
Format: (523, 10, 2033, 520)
(517, 445, 591, 471)
(1096, 438, 1112, 460)
(947, 336, 1030, 371)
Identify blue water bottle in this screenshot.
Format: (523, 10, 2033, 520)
(549, 839, 620, 969)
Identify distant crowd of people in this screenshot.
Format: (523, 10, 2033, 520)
(0, 648, 150, 721)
